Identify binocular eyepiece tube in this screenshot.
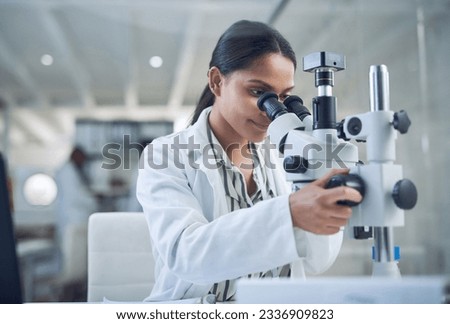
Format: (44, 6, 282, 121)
(257, 92, 311, 121)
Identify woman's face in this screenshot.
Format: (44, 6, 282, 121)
(211, 53, 295, 144)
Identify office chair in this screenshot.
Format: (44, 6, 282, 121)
(87, 212, 155, 302)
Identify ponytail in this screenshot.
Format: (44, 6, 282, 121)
(190, 84, 215, 125)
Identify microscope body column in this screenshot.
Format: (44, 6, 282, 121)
(347, 65, 404, 277)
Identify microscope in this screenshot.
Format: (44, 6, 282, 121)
(258, 52, 418, 278)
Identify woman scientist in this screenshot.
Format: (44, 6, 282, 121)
(137, 20, 361, 302)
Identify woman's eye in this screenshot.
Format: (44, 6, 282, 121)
(250, 89, 265, 97)
(279, 94, 290, 101)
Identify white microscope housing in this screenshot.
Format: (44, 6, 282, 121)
(258, 52, 417, 278)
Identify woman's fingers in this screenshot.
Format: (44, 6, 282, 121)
(289, 169, 363, 235)
(322, 186, 363, 206)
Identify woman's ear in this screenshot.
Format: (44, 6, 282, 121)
(208, 66, 223, 97)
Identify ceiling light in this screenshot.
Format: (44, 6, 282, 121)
(40, 54, 54, 66)
(149, 56, 163, 68)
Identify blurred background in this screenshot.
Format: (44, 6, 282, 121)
(0, 0, 449, 302)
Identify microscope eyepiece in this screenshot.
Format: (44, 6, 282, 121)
(283, 95, 311, 121)
(283, 94, 303, 105)
(257, 92, 288, 121)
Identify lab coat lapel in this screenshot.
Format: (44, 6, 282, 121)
(196, 155, 229, 218)
(190, 107, 229, 218)
(257, 140, 291, 196)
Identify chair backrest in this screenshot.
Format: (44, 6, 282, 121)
(60, 223, 88, 283)
(87, 212, 154, 302)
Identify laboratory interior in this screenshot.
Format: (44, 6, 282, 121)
(0, 0, 449, 303)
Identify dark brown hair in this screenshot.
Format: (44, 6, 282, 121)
(191, 20, 296, 125)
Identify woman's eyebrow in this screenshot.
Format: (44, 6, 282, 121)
(247, 79, 295, 92)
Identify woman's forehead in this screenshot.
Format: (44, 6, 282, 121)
(230, 54, 295, 87)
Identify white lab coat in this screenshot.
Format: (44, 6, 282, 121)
(55, 161, 98, 241)
(137, 107, 343, 301)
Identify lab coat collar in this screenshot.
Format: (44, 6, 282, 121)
(189, 107, 289, 210)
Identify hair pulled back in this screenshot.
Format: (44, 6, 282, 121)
(190, 20, 296, 125)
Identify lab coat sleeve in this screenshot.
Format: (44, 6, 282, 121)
(293, 227, 343, 274)
(137, 141, 300, 285)
(270, 156, 343, 275)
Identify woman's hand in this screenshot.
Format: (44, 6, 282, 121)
(289, 169, 362, 235)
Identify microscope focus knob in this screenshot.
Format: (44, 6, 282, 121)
(325, 174, 365, 206)
(393, 110, 411, 134)
(392, 179, 418, 210)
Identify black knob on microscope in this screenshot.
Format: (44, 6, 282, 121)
(393, 110, 411, 134)
(325, 174, 365, 206)
(392, 179, 418, 210)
